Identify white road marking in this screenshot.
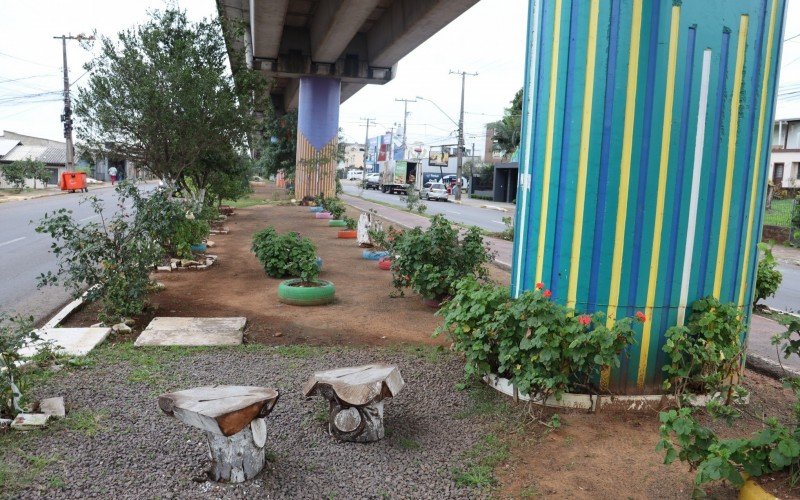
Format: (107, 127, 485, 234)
(78, 215, 99, 223)
(0, 236, 26, 248)
(445, 210, 461, 215)
(491, 220, 506, 225)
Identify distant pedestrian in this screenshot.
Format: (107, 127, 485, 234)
(108, 166, 118, 185)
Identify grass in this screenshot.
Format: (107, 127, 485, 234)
(763, 198, 795, 228)
(398, 437, 421, 450)
(222, 196, 270, 209)
(0, 451, 61, 493)
(454, 382, 511, 420)
(62, 409, 108, 437)
(453, 433, 510, 487)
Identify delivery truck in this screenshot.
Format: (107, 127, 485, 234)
(378, 160, 421, 194)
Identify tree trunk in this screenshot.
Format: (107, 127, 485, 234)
(327, 400, 384, 443)
(205, 418, 267, 483)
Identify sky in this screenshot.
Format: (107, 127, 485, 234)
(1, 0, 799, 159)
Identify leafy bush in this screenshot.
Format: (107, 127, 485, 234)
(658, 381, 800, 490)
(436, 277, 639, 402)
(400, 186, 427, 214)
(0, 159, 47, 190)
(390, 215, 492, 300)
(322, 197, 346, 220)
(662, 297, 745, 403)
(772, 314, 800, 363)
(0, 314, 40, 418)
(171, 216, 210, 258)
(36, 183, 165, 323)
(755, 242, 783, 308)
(368, 225, 404, 253)
(344, 216, 357, 230)
(251, 228, 319, 283)
(500, 216, 514, 241)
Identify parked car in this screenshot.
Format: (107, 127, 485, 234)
(346, 169, 363, 180)
(363, 173, 381, 190)
(421, 182, 449, 201)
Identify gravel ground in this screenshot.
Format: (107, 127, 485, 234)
(3, 343, 506, 499)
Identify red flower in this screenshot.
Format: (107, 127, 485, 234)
(635, 311, 647, 323)
(578, 315, 591, 326)
(543, 289, 552, 299)
(536, 282, 544, 290)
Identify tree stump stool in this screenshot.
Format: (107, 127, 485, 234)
(303, 364, 404, 443)
(158, 385, 279, 483)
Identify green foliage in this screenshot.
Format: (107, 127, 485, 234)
(75, 8, 266, 199)
(343, 216, 357, 230)
(490, 88, 523, 157)
(0, 314, 40, 418)
(202, 154, 253, 206)
(251, 227, 319, 283)
(368, 226, 404, 253)
(321, 197, 346, 220)
(662, 297, 745, 403)
(755, 242, 783, 307)
(254, 110, 298, 178)
(36, 183, 165, 323)
(499, 216, 514, 241)
(453, 434, 510, 487)
(400, 186, 427, 214)
(171, 215, 210, 259)
(436, 277, 638, 402)
(390, 215, 491, 300)
(772, 314, 800, 361)
(1, 159, 49, 191)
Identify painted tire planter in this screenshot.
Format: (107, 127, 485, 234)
(277, 279, 335, 306)
(739, 475, 777, 500)
(338, 230, 357, 239)
(315, 212, 333, 219)
(309, 206, 324, 213)
(190, 243, 207, 253)
(328, 219, 347, 227)
(378, 257, 392, 271)
(362, 250, 389, 261)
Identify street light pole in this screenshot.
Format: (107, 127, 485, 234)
(394, 98, 416, 159)
(360, 117, 373, 191)
(449, 70, 478, 201)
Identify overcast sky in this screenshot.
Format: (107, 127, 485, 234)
(1, 0, 799, 158)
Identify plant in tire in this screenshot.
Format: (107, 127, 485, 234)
(390, 215, 492, 300)
(36, 182, 166, 324)
(251, 227, 319, 282)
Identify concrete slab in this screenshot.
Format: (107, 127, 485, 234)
(135, 317, 246, 347)
(18, 327, 111, 358)
(11, 413, 49, 430)
(40, 397, 65, 418)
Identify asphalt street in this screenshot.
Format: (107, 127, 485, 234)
(341, 183, 509, 232)
(0, 183, 153, 323)
(765, 263, 800, 313)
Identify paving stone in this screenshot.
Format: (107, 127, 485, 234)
(18, 327, 111, 358)
(134, 317, 246, 347)
(11, 413, 49, 430)
(39, 397, 65, 418)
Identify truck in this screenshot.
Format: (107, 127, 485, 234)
(378, 160, 421, 194)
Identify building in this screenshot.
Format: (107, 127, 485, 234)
(0, 131, 68, 187)
(770, 118, 800, 188)
(338, 143, 365, 171)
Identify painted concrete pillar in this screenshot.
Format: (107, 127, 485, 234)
(513, 0, 787, 393)
(295, 76, 341, 199)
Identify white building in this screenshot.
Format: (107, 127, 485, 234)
(770, 118, 800, 188)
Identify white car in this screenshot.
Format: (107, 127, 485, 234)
(346, 169, 363, 180)
(421, 182, 449, 201)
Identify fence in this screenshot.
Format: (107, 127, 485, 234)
(762, 197, 799, 245)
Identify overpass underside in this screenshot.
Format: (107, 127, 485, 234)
(217, 0, 479, 198)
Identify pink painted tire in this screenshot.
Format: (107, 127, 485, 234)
(315, 212, 333, 219)
(378, 257, 392, 270)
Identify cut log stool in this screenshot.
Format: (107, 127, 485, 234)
(303, 364, 404, 443)
(158, 385, 279, 483)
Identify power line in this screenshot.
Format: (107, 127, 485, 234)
(0, 51, 60, 70)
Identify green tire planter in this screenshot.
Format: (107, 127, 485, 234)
(277, 279, 335, 306)
(328, 219, 347, 227)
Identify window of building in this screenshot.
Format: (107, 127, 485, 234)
(773, 162, 784, 183)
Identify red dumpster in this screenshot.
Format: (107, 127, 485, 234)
(60, 172, 88, 193)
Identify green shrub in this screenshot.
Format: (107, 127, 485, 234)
(251, 228, 319, 282)
(755, 242, 782, 308)
(390, 215, 491, 300)
(344, 216, 357, 230)
(171, 216, 210, 258)
(368, 225, 404, 253)
(322, 197, 346, 220)
(400, 186, 427, 214)
(662, 297, 745, 403)
(436, 277, 639, 402)
(0, 314, 40, 418)
(771, 314, 800, 362)
(36, 183, 165, 323)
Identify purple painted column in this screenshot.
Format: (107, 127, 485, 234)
(295, 77, 341, 199)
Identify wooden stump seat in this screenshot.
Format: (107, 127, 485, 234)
(159, 385, 279, 483)
(303, 364, 404, 442)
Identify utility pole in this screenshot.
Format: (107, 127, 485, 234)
(54, 33, 93, 171)
(394, 98, 416, 159)
(360, 117, 373, 189)
(471, 140, 476, 195)
(449, 70, 478, 200)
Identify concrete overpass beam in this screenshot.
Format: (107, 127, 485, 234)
(366, 0, 479, 67)
(310, 0, 381, 63)
(249, 0, 288, 59)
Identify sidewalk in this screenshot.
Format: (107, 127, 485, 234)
(772, 244, 800, 266)
(0, 182, 111, 204)
(747, 314, 800, 377)
(458, 195, 516, 213)
(342, 194, 513, 271)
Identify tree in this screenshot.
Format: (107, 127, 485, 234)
(254, 108, 298, 178)
(74, 8, 266, 203)
(490, 88, 523, 158)
(1, 159, 48, 191)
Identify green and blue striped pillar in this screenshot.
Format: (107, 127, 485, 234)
(512, 0, 788, 393)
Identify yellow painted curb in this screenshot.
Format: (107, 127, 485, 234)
(739, 475, 778, 500)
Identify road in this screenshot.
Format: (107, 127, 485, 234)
(341, 183, 510, 232)
(343, 181, 798, 313)
(0, 184, 151, 324)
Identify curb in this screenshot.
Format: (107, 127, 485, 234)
(342, 196, 512, 274)
(746, 352, 800, 380)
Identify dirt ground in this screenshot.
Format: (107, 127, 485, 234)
(60, 183, 800, 499)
